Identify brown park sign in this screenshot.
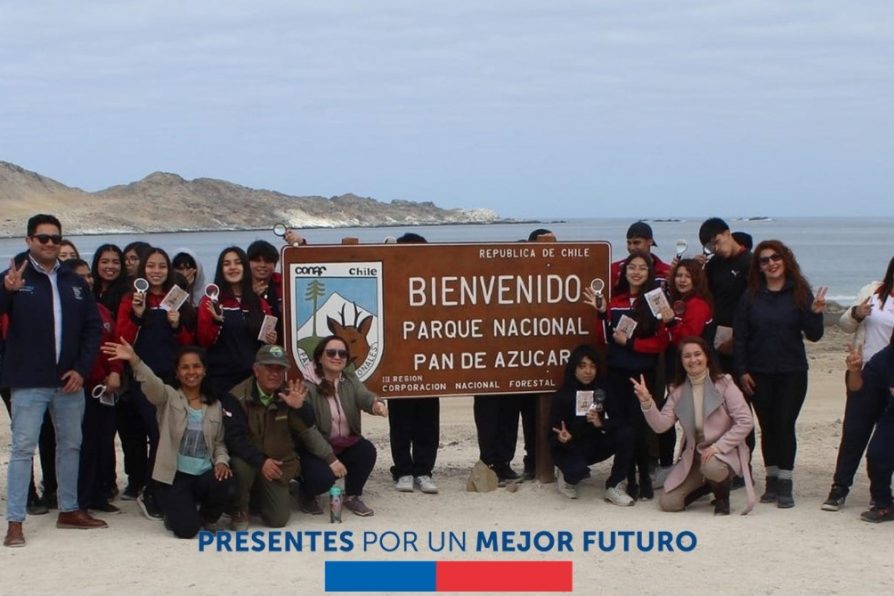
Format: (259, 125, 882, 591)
(282, 241, 611, 398)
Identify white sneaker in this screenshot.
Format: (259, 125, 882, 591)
(395, 475, 414, 492)
(556, 468, 577, 499)
(414, 475, 439, 494)
(605, 484, 635, 507)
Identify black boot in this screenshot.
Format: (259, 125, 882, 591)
(683, 483, 712, 508)
(776, 478, 795, 509)
(760, 476, 778, 503)
(638, 470, 654, 501)
(708, 477, 732, 516)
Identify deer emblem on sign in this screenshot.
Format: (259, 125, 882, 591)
(327, 302, 373, 370)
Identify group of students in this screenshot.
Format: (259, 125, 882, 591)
(3, 214, 893, 547)
(1, 220, 439, 546)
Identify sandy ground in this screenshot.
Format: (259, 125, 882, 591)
(1, 326, 892, 595)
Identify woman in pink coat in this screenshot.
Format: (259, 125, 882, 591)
(631, 336, 756, 515)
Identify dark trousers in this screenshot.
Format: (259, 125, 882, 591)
(607, 367, 655, 485)
(832, 381, 889, 490)
(230, 457, 291, 528)
(155, 470, 234, 539)
(552, 425, 635, 487)
(751, 370, 808, 471)
(133, 386, 160, 490)
(653, 390, 676, 468)
(473, 395, 520, 466)
(517, 394, 537, 473)
(866, 405, 894, 508)
(78, 392, 117, 508)
(2, 389, 53, 500)
(388, 397, 440, 479)
(717, 351, 756, 460)
(298, 438, 377, 497)
(116, 391, 148, 493)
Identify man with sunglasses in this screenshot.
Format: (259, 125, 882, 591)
(2, 214, 106, 547)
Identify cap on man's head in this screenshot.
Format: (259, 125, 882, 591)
(255, 345, 289, 368)
(627, 221, 656, 246)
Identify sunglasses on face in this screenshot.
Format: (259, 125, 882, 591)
(759, 253, 783, 266)
(31, 234, 63, 245)
(324, 349, 349, 359)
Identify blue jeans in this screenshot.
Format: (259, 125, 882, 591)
(7, 387, 85, 521)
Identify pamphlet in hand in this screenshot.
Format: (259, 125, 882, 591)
(714, 325, 733, 349)
(575, 390, 594, 416)
(644, 287, 671, 319)
(257, 314, 279, 341)
(616, 314, 638, 337)
(160, 285, 190, 312)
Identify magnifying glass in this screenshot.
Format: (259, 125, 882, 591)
(272, 223, 287, 237)
(590, 278, 605, 308)
(703, 244, 714, 258)
(92, 385, 107, 399)
(133, 278, 149, 293)
(205, 283, 220, 302)
(675, 239, 688, 258)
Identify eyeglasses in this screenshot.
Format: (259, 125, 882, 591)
(173, 262, 195, 270)
(325, 349, 349, 359)
(31, 234, 63, 245)
(758, 253, 783, 266)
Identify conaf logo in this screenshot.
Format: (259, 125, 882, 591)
(290, 261, 383, 381)
(293, 266, 327, 276)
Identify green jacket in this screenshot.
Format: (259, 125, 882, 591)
(226, 377, 335, 477)
(303, 372, 382, 440)
(133, 360, 228, 485)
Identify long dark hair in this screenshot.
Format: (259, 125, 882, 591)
(748, 239, 811, 308)
(615, 251, 659, 337)
(135, 247, 196, 330)
(214, 246, 265, 337)
(313, 335, 350, 398)
(172, 346, 216, 404)
(876, 256, 894, 308)
(669, 258, 713, 307)
(671, 336, 724, 388)
(91, 243, 128, 313)
(137, 247, 175, 294)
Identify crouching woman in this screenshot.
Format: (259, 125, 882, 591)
(103, 340, 234, 537)
(631, 336, 755, 515)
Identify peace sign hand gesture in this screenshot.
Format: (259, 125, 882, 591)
(552, 420, 572, 444)
(853, 296, 872, 321)
(811, 286, 829, 314)
(845, 342, 863, 373)
(3, 258, 28, 292)
(629, 374, 652, 406)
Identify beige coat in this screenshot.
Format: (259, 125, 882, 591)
(133, 360, 229, 485)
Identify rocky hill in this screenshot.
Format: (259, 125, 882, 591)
(0, 161, 498, 237)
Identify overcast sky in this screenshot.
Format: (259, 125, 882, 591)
(1, 1, 891, 218)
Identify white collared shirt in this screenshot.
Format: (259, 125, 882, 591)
(29, 254, 62, 364)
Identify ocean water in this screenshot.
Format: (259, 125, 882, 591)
(1, 217, 889, 304)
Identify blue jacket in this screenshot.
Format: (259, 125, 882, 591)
(733, 281, 824, 375)
(0, 252, 102, 388)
